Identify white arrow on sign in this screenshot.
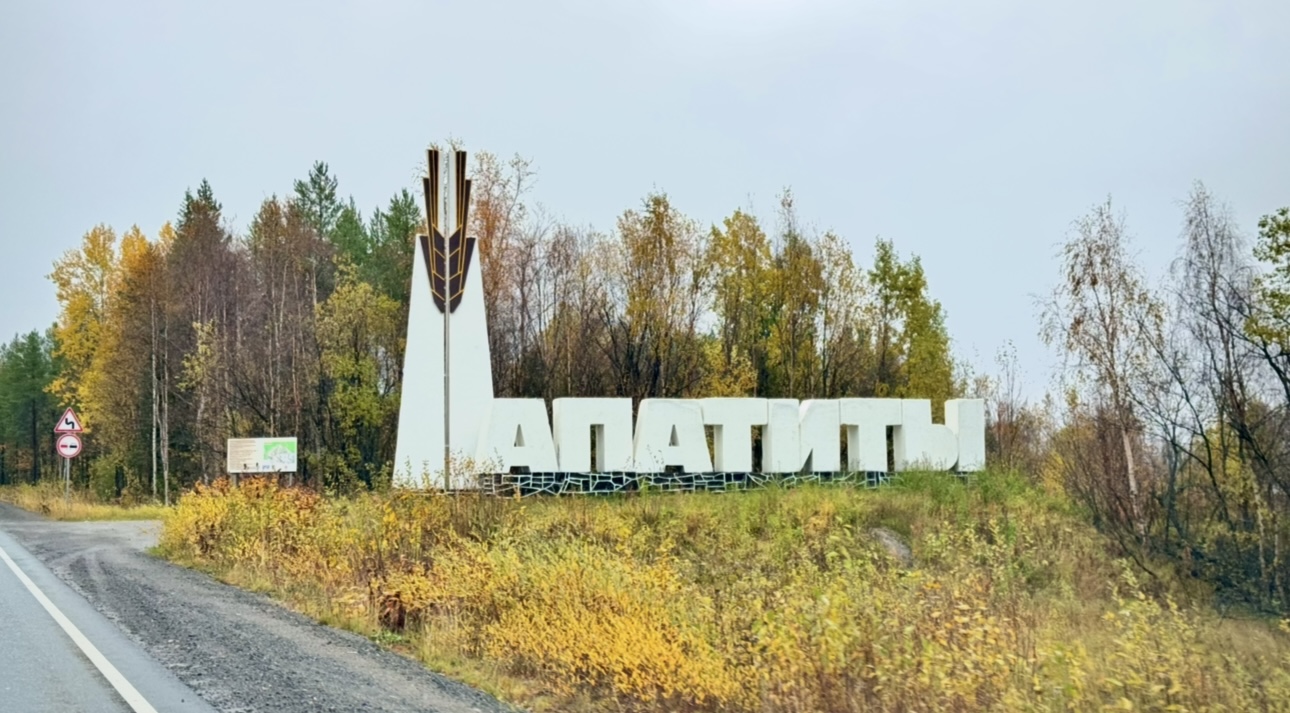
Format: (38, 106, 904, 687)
(55, 408, 84, 434)
(56, 433, 82, 459)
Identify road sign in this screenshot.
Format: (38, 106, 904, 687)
(55, 408, 83, 434)
(56, 433, 83, 459)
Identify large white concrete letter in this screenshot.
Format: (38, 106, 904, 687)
(799, 400, 841, 473)
(475, 399, 559, 473)
(894, 399, 958, 471)
(552, 398, 635, 472)
(701, 398, 767, 472)
(945, 398, 986, 472)
(633, 399, 712, 473)
(762, 399, 801, 473)
(839, 398, 902, 472)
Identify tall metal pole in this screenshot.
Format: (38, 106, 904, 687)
(63, 456, 69, 507)
(442, 151, 452, 493)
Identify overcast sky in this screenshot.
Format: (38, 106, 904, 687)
(2, 0, 1288, 399)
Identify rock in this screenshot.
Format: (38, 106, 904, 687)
(868, 527, 914, 567)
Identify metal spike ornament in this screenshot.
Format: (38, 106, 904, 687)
(419, 149, 476, 315)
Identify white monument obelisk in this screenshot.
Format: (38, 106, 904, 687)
(393, 149, 495, 489)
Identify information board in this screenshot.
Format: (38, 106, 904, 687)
(226, 437, 298, 474)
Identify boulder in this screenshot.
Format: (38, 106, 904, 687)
(868, 527, 914, 567)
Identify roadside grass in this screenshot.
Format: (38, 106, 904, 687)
(0, 483, 169, 521)
(157, 472, 1290, 713)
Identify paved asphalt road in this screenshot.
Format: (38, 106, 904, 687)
(0, 516, 213, 713)
(0, 504, 512, 713)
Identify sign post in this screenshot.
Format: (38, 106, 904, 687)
(54, 408, 84, 506)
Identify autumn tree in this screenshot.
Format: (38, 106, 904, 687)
(891, 250, 956, 408)
(165, 180, 238, 484)
(1041, 197, 1163, 543)
(981, 341, 1051, 477)
(706, 209, 772, 396)
(865, 238, 957, 405)
(316, 264, 403, 489)
(244, 197, 325, 447)
(1151, 185, 1259, 550)
(469, 151, 537, 394)
(48, 224, 118, 415)
(1250, 205, 1290, 355)
(603, 192, 711, 402)
(815, 231, 868, 399)
(79, 225, 167, 498)
(532, 225, 615, 400)
(766, 191, 823, 397)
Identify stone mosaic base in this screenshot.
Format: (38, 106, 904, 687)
(476, 470, 907, 497)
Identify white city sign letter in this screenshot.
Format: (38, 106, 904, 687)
(893, 399, 958, 471)
(633, 399, 712, 473)
(476, 399, 559, 473)
(701, 398, 767, 472)
(553, 398, 635, 472)
(762, 399, 801, 473)
(945, 398, 986, 471)
(798, 400, 841, 473)
(839, 398, 902, 472)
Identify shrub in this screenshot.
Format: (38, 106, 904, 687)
(159, 475, 1290, 712)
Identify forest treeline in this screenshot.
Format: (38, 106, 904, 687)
(4, 146, 1289, 612)
(0, 147, 960, 498)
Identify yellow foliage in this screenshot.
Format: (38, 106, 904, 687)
(696, 339, 757, 397)
(48, 224, 119, 415)
(158, 475, 1290, 713)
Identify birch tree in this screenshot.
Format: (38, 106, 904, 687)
(1041, 197, 1163, 542)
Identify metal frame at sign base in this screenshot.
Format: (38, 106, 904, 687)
(479, 470, 980, 497)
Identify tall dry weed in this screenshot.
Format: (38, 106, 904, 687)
(159, 473, 1290, 712)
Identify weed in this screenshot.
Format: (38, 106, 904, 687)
(158, 474, 1290, 712)
(0, 482, 169, 521)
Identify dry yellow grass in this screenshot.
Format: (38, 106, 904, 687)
(0, 483, 169, 521)
(158, 473, 1290, 712)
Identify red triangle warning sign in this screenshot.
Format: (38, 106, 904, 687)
(54, 407, 84, 434)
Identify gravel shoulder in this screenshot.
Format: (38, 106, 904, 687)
(0, 503, 515, 713)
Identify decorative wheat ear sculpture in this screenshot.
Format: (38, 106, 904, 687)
(419, 149, 475, 315)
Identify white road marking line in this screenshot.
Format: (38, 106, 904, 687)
(0, 541, 159, 713)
